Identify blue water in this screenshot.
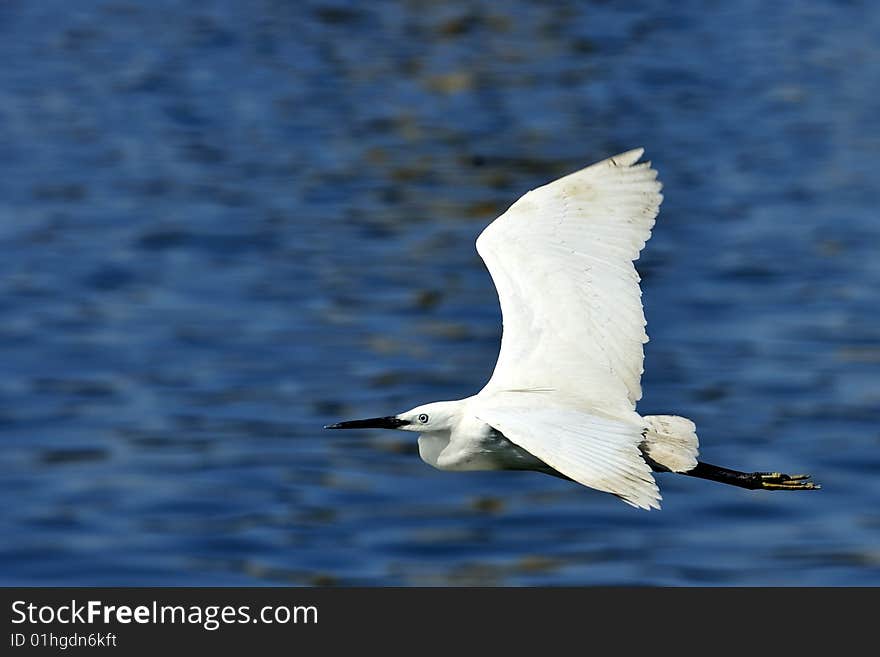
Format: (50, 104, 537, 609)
(1, 0, 878, 586)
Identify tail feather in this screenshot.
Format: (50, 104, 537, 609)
(641, 415, 699, 473)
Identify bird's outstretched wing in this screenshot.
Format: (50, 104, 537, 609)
(476, 398, 660, 509)
(476, 148, 662, 415)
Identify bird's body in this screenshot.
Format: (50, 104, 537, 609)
(416, 411, 549, 474)
(327, 148, 818, 509)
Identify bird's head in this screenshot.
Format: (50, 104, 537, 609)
(324, 400, 461, 433)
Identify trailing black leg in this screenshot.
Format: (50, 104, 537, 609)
(683, 462, 820, 490)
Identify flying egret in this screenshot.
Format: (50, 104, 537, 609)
(326, 148, 819, 509)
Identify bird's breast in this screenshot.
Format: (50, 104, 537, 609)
(417, 431, 451, 469)
(418, 420, 547, 473)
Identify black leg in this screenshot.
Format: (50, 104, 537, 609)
(682, 461, 819, 491)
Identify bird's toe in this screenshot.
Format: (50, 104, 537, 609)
(756, 472, 820, 490)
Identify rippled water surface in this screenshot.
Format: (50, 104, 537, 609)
(1, 0, 879, 585)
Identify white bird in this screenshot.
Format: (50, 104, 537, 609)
(326, 148, 819, 509)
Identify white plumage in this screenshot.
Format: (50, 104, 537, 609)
(327, 148, 819, 509)
(472, 148, 670, 508)
(476, 148, 658, 414)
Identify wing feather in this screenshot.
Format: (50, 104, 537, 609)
(476, 148, 662, 413)
(476, 401, 660, 510)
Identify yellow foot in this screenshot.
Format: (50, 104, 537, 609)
(755, 472, 821, 490)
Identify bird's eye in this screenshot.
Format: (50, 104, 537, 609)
(417, 413, 429, 424)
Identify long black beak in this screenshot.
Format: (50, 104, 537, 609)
(324, 416, 410, 430)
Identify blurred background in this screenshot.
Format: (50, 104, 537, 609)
(1, 0, 878, 586)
